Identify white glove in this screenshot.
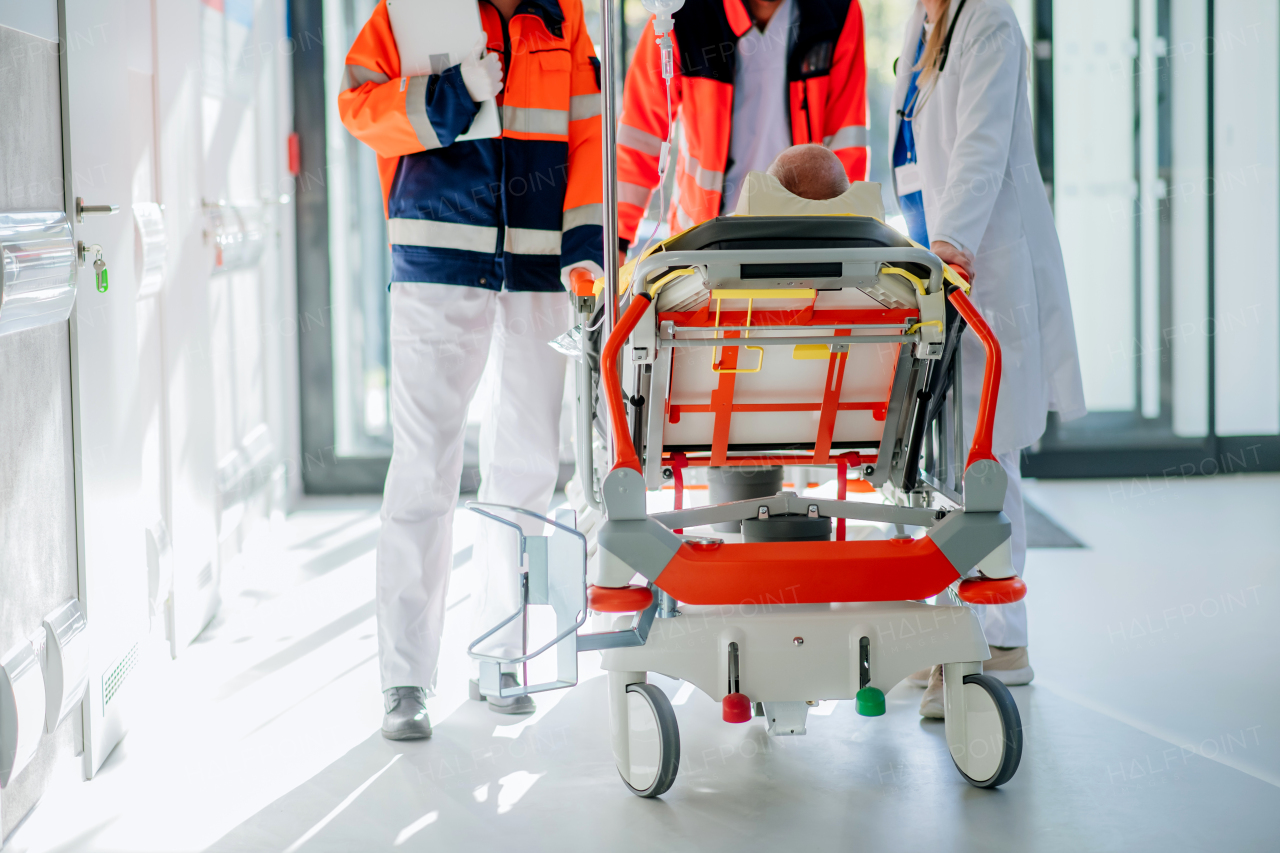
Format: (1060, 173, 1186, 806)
(460, 36, 503, 102)
(561, 260, 605, 290)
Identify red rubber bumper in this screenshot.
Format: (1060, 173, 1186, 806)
(957, 576, 1027, 605)
(587, 584, 654, 613)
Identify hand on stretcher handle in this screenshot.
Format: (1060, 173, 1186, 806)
(569, 265, 597, 297)
(946, 281, 1002, 469)
(602, 293, 653, 472)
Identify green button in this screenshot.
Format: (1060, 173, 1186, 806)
(856, 686, 885, 717)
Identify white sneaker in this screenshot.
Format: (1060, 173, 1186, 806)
(905, 667, 931, 688)
(984, 646, 1034, 686)
(919, 665, 944, 718)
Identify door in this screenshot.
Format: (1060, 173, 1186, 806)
(1024, 0, 1280, 477)
(62, 0, 152, 777)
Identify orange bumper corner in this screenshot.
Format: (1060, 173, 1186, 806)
(957, 576, 1027, 605)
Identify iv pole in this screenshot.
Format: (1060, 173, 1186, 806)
(599, 0, 621, 468)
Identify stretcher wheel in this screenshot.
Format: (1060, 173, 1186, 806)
(947, 673, 1023, 788)
(618, 683, 680, 798)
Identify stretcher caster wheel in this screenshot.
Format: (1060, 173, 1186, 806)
(617, 683, 680, 798)
(945, 673, 1023, 788)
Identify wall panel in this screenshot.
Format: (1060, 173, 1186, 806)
(0, 19, 80, 840)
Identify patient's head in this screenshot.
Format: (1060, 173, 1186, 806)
(767, 144, 850, 201)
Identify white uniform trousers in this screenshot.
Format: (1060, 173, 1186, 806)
(376, 283, 568, 693)
(973, 449, 1028, 648)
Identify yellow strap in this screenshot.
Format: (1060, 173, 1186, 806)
(942, 264, 972, 293)
(647, 268, 699, 298)
(709, 288, 817, 300)
(880, 266, 926, 297)
(792, 344, 831, 360)
(908, 320, 944, 335)
(900, 236, 974, 294)
(711, 294, 765, 372)
(617, 258, 635, 296)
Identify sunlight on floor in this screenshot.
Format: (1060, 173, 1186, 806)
(5, 476, 1278, 853)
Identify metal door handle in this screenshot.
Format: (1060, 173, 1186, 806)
(76, 197, 120, 222)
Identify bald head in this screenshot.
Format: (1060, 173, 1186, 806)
(766, 144, 850, 201)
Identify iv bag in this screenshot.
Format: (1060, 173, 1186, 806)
(641, 0, 684, 34)
(640, 0, 684, 14)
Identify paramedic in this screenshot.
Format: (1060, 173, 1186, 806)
(891, 0, 1085, 717)
(338, 0, 604, 740)
(616, 0, 869, 250)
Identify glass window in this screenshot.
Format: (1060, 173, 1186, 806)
(322, 0, 392, 458)
(1054, 0, 1138, 414)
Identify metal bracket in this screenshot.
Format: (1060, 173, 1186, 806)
(575, 599, 658, 651)
(467, 503, 588, 699)
(466, 501, 665, 698)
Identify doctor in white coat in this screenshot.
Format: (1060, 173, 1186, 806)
(890, 0, 1086, 717)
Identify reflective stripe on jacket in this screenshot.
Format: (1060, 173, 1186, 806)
(617, 0, 868, 244)
(338, 0, 603, 291)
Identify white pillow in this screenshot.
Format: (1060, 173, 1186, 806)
(733, 170, 886, 222)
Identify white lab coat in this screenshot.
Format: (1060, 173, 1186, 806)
(892, 0, 1085, 455)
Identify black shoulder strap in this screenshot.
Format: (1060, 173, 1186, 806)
(937, 0, 969, 72)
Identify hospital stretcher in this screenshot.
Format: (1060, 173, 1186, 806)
(468, 213, 1027, 797)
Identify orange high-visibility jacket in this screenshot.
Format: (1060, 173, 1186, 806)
(617, 0, 868, 245)
(338, 0, 602, 291)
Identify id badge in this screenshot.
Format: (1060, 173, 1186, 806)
(895, 162, 923, 196)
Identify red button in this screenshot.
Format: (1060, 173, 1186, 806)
(722, 692, 752, 723)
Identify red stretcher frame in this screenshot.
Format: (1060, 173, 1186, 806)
(598, 275, 1004, 604)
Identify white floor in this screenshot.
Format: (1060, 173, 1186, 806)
(6, 475, 1279, 853)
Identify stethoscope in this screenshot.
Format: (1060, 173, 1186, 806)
(894, 0, 969, 128)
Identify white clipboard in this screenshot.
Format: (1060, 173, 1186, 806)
(386, 0, 501, 141)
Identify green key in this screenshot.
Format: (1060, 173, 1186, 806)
(93, 256, 108, 293)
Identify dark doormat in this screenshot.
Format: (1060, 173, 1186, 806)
(1025, 499, 1085, 548)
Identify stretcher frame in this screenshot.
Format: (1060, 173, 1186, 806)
(467, 0, 1025, 795)
(469, 225, 1026, 792)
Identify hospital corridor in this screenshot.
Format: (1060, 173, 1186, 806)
(0, 1, 1277, 852)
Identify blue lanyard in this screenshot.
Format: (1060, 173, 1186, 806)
(893, 29, 930, 245)
(893, 30, 927, 170)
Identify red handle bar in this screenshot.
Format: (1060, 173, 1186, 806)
(600, 275, 1002, 475)
(947, 285, 1001, 468)
(601, 293, 653, 472)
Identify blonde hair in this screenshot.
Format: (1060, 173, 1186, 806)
(912, 0, 952, 93)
